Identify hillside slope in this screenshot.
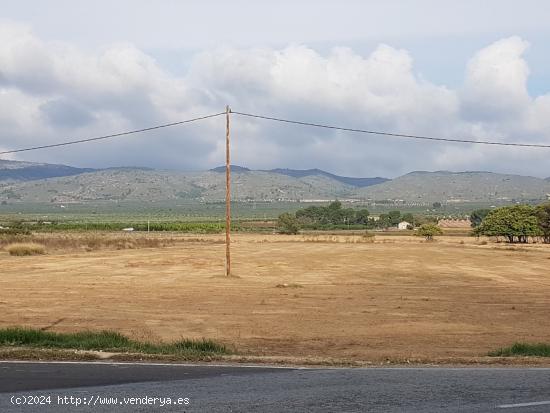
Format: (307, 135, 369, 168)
(265, 168, 388, 188)
(0, 168, 354, 203)
(2, 160, 549, 204)
(354, 171, 550, 202)
(0, 160, 95, 182)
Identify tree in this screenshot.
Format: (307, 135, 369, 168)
(535, 202, 550, 243)
(296, 202, 370, 228)
(277, 213, 300, 235)
(477, 205, 540, 243)
(469, 209, 490, 228)
(376, 213, 391, 229)
(432, 202, 442, 209)
(402, 213, 414, 225)
(296, 206, 327, 224)
(388, 210, 401, 226)
(417, 223, 443, 241)
(328, 200, 342, 211)
(355, 208, 370, 225)
(327, 201, 344, 224)
(340, 208, 356, 225)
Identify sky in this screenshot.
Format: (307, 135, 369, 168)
(1, 0, 550, 178)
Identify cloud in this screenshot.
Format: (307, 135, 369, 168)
(40, 98, 95, 128)
(462, 36, 531, 122)
(0, 21, 549, 177)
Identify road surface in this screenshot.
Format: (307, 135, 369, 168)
(1, 362, 549, 412)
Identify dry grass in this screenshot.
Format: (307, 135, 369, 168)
(299, 234, 375, 243)
(0, 233, 194, 252)
(6, 243, 46, 256)
(1, 233, 550, 362)
(275, 283, 303, 288)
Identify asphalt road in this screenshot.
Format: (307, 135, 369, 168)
(1, 362, 549, 412)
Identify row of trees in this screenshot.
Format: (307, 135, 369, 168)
(295, 201, 370, 226)
(294, 201, 435, 230)
(280, 202, 550, 242)
(279, 201, 440, 234)
(472, 204, 550, 243)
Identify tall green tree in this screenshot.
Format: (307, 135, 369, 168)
(478, 205, 540, 243)
(402, 213, 414, 225)
(535, 202, 550, 243)
(388, 210, 401, 226)
(355, 209, 370, 225)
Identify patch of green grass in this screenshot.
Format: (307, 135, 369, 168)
(489, 343, 550, 357)
(0, 328, 228, 356)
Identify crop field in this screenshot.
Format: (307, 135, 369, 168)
(1, 232, 550, 362)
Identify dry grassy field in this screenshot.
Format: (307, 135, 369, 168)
(1, 232, 550, 362)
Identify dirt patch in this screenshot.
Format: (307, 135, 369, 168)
(1, 233, 549, 363)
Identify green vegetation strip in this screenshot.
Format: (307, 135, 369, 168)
(489, 343, 550, 357)
(0, 328, 228, 356)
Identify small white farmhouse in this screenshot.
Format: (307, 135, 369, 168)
(397, 221, 411, 230)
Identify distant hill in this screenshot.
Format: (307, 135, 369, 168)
(0, 168, 354, 204)
(354, 171, 550, 203)
(209, 166, 387, 187)
(210, 165, 251, 173)
(265, 168, 388, 188)
(0, 159, 95, 182)
(1, 160, 549, 205)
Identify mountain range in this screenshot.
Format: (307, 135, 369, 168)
(0, 159, 95, 182)
(1, 160, 549, 204)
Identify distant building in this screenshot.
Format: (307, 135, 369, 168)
(398, 221, 411, 230)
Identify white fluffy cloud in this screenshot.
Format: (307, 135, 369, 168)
(0, 21, 549, 177)
(462, 36, 531, 121)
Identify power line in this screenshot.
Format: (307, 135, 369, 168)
(232, 111, 550, 148)
(0, 112, 225, 155)
(2, 109, 549, 155)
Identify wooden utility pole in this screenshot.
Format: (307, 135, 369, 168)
(225, 105, 231, 276)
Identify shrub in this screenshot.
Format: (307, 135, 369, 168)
(417, 224, 443, 241)
(6, 243, 46, 256)
(277, 213, 300, 235)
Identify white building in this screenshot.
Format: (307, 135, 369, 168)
(397, 221, 412, 230)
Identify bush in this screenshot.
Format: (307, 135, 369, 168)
(6, 243, 46, 256)
(277, 213, 300, 235)
(417, 224, 443, 241)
